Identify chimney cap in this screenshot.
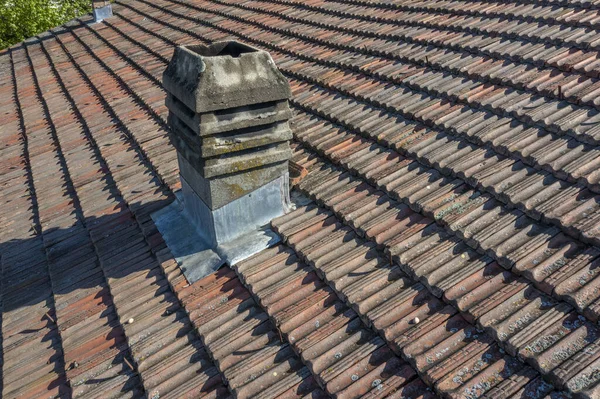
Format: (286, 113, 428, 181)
(162, 41, 292, 113)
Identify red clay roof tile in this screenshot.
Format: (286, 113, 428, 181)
(4, 0, 600, 397)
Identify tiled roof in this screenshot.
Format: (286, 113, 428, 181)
(3, 0, 600, 398)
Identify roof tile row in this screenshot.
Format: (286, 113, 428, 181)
(276, 0, 600, 51)
(266, 206, 566, 398)
(236, 0, 600, 123)
(216, 0, 600, 79)
(282, 144, 600, 396)
(233, 246, 435, 399)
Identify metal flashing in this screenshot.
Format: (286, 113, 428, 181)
(93, 4, 113, 22)
(151, 186, 287, 283)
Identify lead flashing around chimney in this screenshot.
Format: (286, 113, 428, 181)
(150, 195, 224, 283)
(181, 173, 291, 247)
(150, 188, 285, 284)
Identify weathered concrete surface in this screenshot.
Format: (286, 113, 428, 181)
(163, 42, 291, 113)
(166, 95, 292, 136)
(163, 41, 293, 209)
(178, 155, 289, 210)
(168, 113, 292, 160)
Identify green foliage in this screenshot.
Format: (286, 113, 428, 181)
(0, 0, 92, 49)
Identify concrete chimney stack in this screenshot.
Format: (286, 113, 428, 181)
(157, 41, 293, 277)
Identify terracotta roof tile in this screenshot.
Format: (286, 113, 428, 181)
(4, 0, 600, 397)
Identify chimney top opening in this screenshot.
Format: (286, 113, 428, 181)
(188, 42, 257, 58)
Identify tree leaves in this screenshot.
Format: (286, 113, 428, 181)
(0, 0, 92, 49)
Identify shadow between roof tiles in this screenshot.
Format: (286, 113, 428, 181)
(3, 28, 234, 397)
(229, 247, 436, 398)
(1, 46, 71, 399)
(5, 0, 600, 396)
(3, 14, 337, 399)
(191, 0, 600, 318)
(265, 0, 600, 53)
(65, 15, 600, 399)
(324, 0, 600, 11)
(44, 11, 446, 396)
(103, 0, 600, 253)
(342, 0, 600, 14)
(141, 0, 600, 217)
(285, 86, 600, 319)
(97, 0, 600, 342)
(176, 0, 600, 205)
(0, 48, 21, 399)
(42, 28, 233, 397)
(16, 37, 145, 397)
(202, 0, 600, 113)
(173, 265, 331, 398)
(281, 142, 600, 397)
(54, 20, 179, 192)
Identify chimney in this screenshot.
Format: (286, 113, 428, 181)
(92, 1, 113, 22)
(159, 41, 292, 274)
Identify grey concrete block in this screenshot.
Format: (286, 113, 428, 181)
(163, 42, 291, 113)
(166, 94, 292, 136)
(174, 134, 291, 181)
(178, 155, 289, 209)
(168, 112, 292, 159)
(163, 40, 292, 208)
(199, 101, 292, 136)
(200, 142, 291, 178)
(200, 123, 293, 158)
